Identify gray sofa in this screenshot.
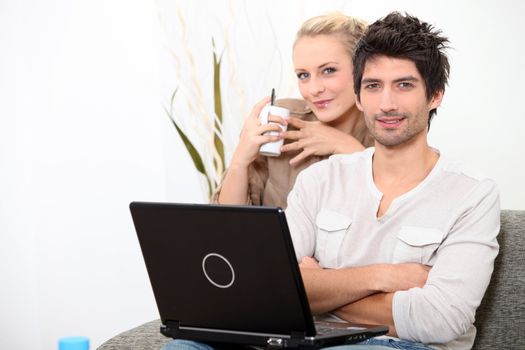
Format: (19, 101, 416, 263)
(98, 210, 525, 350)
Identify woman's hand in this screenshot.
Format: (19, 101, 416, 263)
(280, 117, 365, 166)
(230, 97, 288, 168)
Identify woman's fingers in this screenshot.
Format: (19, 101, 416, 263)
(289, 149, 312, 166)
(285, 116, 306, 128)
(281, 130, 302, 141)
(257, 122, 283, 135)
(280, 140, 301, 153)
(267, 114, 288, 125)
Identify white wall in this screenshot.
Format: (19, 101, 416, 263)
(0, 0, 180, 349)
(0, 1, 523, 349)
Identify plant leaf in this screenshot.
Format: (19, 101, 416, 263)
(166, 111, 206, 175)
(169, 88, 178, 116)
(164, 104, 213, 197)
(212, 38, 225, 173)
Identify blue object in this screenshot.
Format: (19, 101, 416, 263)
(58, 336, 89, 350)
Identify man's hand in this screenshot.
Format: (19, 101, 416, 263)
(299, 256, 322, 269)
(332, 264, 430, 337)
(297, 258, 431, 315)
(374, 263, 431, 293)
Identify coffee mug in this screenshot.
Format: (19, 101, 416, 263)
(259, 105, 290, 157)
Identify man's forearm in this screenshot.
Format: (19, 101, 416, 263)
(300, 266, 380, 314)
(301, 262, 430, 315)
(334, 292, 397, 336)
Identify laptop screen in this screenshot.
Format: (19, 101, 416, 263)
(131, 202, 316, 336)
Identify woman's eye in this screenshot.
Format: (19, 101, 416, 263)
(323, 67, 336, 74)
(297, 72, 309, 80)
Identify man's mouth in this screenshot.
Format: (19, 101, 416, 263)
(376, 116, 406, 128)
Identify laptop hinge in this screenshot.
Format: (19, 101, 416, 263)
(161, 320, 180, 337)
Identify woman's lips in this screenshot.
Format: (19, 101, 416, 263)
(313, 99, 332, 109)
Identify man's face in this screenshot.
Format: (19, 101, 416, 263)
(356, 55, 442, 148)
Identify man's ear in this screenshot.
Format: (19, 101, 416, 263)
(355, 94, 364, 112)
(429, 90, 444, 110)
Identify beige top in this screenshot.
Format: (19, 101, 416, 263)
(213, 98, 373, 208)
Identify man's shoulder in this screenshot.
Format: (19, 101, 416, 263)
(438, 155, 499, 195)
(441, 156, 494, 182)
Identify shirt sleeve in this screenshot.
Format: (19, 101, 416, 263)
(393, 179, 500, 343)
(285, 165, 320, 262)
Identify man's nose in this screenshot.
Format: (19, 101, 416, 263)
(379, 89, 398, 112)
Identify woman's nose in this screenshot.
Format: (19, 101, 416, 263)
(308, 77, 325, 96)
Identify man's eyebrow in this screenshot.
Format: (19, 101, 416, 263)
(393, 76, 419, 83)
(361, 76, 420, 84)
(361, 78, 381, 84)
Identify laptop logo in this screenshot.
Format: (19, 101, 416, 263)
(201, 253, 235, 289)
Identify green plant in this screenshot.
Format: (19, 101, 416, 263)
(164, 40, 226, 199)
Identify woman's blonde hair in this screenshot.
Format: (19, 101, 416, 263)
(295, 12, 368, 58)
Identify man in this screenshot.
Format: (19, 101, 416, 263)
(286, 12, 500, 350)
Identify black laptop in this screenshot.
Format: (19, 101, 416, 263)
(130, 202, 388, 349)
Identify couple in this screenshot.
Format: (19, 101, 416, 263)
(167, 11, 500, 350)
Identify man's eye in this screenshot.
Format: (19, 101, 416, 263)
(323, 67, 336, 74)
(399, 82, 414, 89)
(364, 83, 380, 90)
(297, 72, 309, 80)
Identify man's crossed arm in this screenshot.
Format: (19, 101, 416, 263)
(299, 256, 430, 336)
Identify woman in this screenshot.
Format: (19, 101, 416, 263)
(214, 12, 373, 209)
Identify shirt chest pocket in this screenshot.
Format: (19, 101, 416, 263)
(392, 226, 444, 265)
(315, 209, 352, 268)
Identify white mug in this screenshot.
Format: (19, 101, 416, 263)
(259, 105, 290, 157)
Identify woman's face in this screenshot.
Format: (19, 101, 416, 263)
(293, 34, 356, 124)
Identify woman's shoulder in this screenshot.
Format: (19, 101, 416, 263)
(274, 98, 315, 120)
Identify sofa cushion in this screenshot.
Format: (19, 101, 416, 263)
(472, 210, 525, 350)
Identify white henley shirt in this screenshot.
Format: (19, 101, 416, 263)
(285, 147, 500, 350)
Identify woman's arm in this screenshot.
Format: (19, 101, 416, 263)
(217, 97, 286, 204)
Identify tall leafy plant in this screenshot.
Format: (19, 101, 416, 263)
(164, 41, 226, 199)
